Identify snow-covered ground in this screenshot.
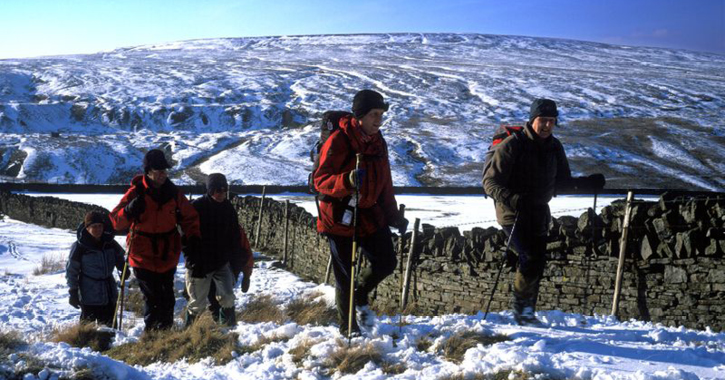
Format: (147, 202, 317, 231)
(1, 33, 724, 190)
(2, 193, 723, 379)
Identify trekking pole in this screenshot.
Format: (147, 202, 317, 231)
(113, 227, 134, 331)
(347, 154, 363, 344)
(581, 192, 598, 321)
(483, 212, 519, 320)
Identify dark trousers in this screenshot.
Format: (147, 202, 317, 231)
(503, 218, 547, 311)
(133, 267, 176, 331)
(80, 304, 115, 327)
(327, 227, 397, 326)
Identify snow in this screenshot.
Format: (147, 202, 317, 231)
(2, 193, 723, 379)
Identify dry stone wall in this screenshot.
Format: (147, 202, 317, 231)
(233, 193, 725, 332)
(0, 191, 107, 230)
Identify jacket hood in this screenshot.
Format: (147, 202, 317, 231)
(75, 222, 115, 250)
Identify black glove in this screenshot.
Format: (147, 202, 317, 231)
(347, 168, 367, 188)
(508, 194, 535, 212)
(241, 274, 251, 293)
(587, 173, 606, 191)
(123, 196, 146, 219)
(391, 216, 409, 232)
(68, 289, 80, 309)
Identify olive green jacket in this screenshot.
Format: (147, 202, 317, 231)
(482, 123, 573, 229)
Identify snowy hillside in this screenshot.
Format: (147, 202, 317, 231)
(2, 214, 725, 380)
(0, 33, 723, 190)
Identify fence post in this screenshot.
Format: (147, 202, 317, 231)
(283, 200, 290, 265)
(397, 204, 406, 295)
(401, 218, 420, 311)
(611, 191, 635, 318)
(254, 186, 266, 249)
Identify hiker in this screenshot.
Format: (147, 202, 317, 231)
(110, 149, 200, 331)
(313, 89, 408, 336)
(184, 173, 253, 327)
(482, 98, 605, 325)
(66, 211, 127, 327)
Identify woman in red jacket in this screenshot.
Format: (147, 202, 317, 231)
(110, 149, 200, 331)
(314, 90, 407, 336)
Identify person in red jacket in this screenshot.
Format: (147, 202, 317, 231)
(314, 89, 407, 336)
(110, 149, 200, 331)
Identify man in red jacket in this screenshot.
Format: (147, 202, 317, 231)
(314, 89, 407, 336)
(110, 149, 200, 331)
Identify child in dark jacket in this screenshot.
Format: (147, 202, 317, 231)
(65, 211, 126, 326)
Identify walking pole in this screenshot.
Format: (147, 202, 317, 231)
(113, 227, 134, 331)
(581, 192, 598, 321)
(483, 212, 519, 320)
(347, 154, 363, 344)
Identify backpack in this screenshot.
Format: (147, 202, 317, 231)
(308, 110, 353, 194)
(481, 125, 524, 198)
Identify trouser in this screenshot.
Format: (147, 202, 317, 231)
(80, 304, 115, 327)
(209, 268, 240, 317)
(327, 227, 397, 327)
(186, 262, 236, 316)
(503, 221, 547, 313)
(133, 267, 176, 331)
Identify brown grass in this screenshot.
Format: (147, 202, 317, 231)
(289, 338, 316, 365)
(33, 253, 65, 275)
(0, 330, 24, 357)
(441, 331, 510, 363)
(286, 292, 337, 326)
(416, 336, 433, 352)
(121, 283, 145, 315)
(50, 322, 115, 352)
(106, 313, 241, 365)
(324, 340, 384, 375)
(238, 294, 286, 324)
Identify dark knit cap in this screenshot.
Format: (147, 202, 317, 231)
(207, 173, 228, 195)
(84, 211, 106, 228)
(143, 149, 172, 173)
(529, 98, 559, 123)
(352, 90, 389, 119)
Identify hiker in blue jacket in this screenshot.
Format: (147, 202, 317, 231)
(66, 211, 127, 326)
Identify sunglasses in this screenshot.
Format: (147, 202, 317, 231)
(214, 188, 228, 194)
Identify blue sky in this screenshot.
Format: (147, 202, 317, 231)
(0, 0, 722, 59)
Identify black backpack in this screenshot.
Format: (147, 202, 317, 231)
(308, 110, 353, 194)
(481, 125, 524, 197)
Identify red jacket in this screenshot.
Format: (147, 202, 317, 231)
(314, 115, 401, 237)
(110, 175, 200, 273)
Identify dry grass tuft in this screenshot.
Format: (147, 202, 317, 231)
(106, 313, 241, 365)
(50, 322, 115, 352)
(289, 338, 317, 365)
(238, 294, 286, 324)
(121, 282, 145, 315)
(33, 253, 65, 275)
(249, 333, 290, 352)
(286, 292, 337, 326)
(0, 330, 24, 358)
(416, 336, 433, 352)
(442, 331, 510, 363)
(324, 340, 384, 375)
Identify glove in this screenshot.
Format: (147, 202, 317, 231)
(587, 173, 606, 191)
(68, 289, 80, 309)
(347, 168, 367, 189)
(241, 274, 251, 293)
(390, 216, 409, 232)
(508, 194, 535, 212)
(123, 196, 146, 219)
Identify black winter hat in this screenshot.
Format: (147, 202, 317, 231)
(206, 173, 228, 195)
(143, 149, 172, 173)
(352, 90, 389, 119)
(529, 98, 559, 123)
(84, 211, 106, 228)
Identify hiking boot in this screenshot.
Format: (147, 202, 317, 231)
(184, 310, 198, 329)
(220, 307, 237, 327)
(338, 322, 362, 338)
(515, 306, 541, 326)
(356, 305, 376, 328)
(354, 288, 369, 307)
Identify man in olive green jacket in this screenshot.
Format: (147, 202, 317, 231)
(483, 98, 604, 324)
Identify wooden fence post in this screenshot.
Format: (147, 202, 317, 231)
(254, 186, 266, 249)
(283, 200, 290, 265)
(611, 191, 635, 318)
(401, 218, 421, 311)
